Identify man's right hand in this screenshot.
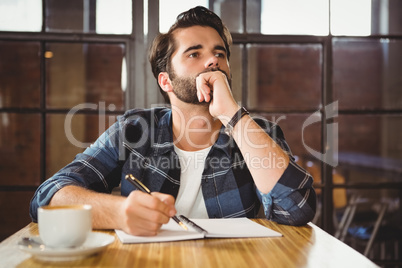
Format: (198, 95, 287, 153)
(49, 185, 176, 237)
(119, 191, 177, 236)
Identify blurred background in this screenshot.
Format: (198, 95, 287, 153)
(0, 0, 401, 266)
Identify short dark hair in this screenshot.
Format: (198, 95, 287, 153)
(148, 6, 232, 103)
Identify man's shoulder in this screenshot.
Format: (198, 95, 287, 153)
(118, 107, 171, 124)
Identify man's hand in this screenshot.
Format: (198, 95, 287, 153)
(196, 70, 239, 124)
(119, 191, 177, 236)
(49, 185, 176, 237)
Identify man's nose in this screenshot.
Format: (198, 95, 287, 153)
(205, 56, 219, 69)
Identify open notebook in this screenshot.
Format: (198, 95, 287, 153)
(115, 217, 282, 244)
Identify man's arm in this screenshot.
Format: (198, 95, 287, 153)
(29, 116, 177, 236)
(49, 185, 176, 236)
(229, 110, 316, 225)
(229, 113, 290, 194)
(197, 71, 316, 225)
(197, 71, 289, 193)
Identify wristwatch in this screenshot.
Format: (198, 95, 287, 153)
(224, 107, 249, 136)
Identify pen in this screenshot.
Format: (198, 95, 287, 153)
(125, 174, 188, 231)
(179, 215, 208, 235)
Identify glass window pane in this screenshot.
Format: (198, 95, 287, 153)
(213, 0, 243, 33)
(46, 43, 126, 110)
(333, 39, 402, 110)
(264, 113, 322, 159)
(371, 0, 402, 35)
(0, 113, 41, 186)
(246, 0, 262, 33)
(253, 0, 329, 35)
(247, 44, 322, 112)
(331, 0, 371, 36)
(46, 113, 118, 178)
(0, 0, 42, 32)
(46, 0, 86, 33)
(336, 115, 402, 184)
(45, 0, 131, 34)
(0, 41, 41, 108)
(159, 0, 208, 33)
(229, 45, 243, 104)
(96, 0, 132, 34)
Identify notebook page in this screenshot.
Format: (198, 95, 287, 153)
(192, 218, 282, 238)
(115, 218, 282, 244)
(115, 220, 204, 244)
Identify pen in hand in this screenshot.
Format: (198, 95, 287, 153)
(125, 174, 188, 231)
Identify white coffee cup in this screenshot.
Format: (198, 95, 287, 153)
(38, 204, 92, 248)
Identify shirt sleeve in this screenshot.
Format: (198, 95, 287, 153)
(257, 159, 316, 226)
(29, 120, 123, 222)
(254, 117, 317, 226)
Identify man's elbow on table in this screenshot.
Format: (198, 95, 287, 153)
(270, 188, 317, 226)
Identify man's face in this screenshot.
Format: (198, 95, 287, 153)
(168, 26, 231, 105)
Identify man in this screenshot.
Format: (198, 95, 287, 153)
(30, 6, 316, 236)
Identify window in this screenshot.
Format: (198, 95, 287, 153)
(331, 0, 371, 36)
(259, 0, 329, 35)
(0, 0, 130, 241)
(159, 0, 208, 33)
(0, 0, 42, 32)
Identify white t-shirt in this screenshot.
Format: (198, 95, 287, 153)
(174, 145, 211, 218)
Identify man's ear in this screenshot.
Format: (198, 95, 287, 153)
(158, 72, 173, 93)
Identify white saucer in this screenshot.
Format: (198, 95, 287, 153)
(18, 232, 115, 262)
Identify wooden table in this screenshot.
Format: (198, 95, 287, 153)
(0, 220, 378, 268)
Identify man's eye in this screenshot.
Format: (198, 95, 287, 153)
(215, 53, 225, 58)
(189, 53, 199, 58)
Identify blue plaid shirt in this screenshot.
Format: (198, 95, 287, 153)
(30, 108, 316, 225)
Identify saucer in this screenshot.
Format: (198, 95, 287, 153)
(18, 232, 115, 262)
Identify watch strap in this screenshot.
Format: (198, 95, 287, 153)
(225, 107, 249, 135)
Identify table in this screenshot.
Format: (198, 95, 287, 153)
(0, 220, 379, 268)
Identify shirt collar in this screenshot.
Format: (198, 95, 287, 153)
(151, 109, 174, 156)
(213, 125, 232, 157)
(151, 109, 233, 157)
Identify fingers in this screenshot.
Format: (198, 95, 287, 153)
(121, 191, 176, 236)
(127, 217, 163, 236)
(196, 71, 230, 103)
(196, 71, 238, 118)
(196, 76, 211, 103)
(151, 192, 176, 217)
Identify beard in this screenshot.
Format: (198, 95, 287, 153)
(170, 72, 200, 104)
(169, 67, 231, 105)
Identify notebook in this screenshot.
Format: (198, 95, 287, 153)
(115, 217, 282, 244)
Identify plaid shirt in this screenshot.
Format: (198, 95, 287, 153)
(30, 108, 316, 225)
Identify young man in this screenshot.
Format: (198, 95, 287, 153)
(30, 6, 316, 236)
